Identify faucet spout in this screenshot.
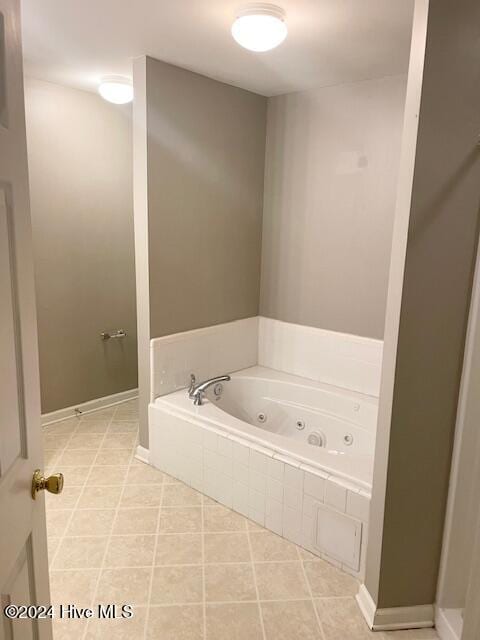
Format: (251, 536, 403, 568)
(189, 374, 231, 406)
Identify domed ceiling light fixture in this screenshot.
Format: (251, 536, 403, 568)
(98, 76, 133, 104)
(231, 4, 288, 52)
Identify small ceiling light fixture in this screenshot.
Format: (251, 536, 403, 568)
(98, 76, 133, 104)
(232, 4, 288, 52)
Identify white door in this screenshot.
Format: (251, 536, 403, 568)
(0, 0, 54, 637)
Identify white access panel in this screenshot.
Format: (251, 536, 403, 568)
(315, 504, 363, 571)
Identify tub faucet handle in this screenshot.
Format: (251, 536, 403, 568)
(188, 374, 196, 398)
(189, 374, 231, 406)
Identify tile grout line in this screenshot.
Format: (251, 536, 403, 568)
(296, 545, 326, 640)
(78, 407, 119, 640)
(143, 464, 167, 639)
(45, 415, 109, 636)
(47, 560, 333, 570)
(55, 595, 360, 607)
(47, 552, 327, 564)
(48, 483, 201, 489)
(46, 416, 90, 570)
(45, 479, 182, 491)
(79, 405, 135, 640)
(131, 596, 328, 605)
(245, 521, 267, 640)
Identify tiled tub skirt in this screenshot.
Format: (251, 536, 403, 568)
(149, 404, 370, 580)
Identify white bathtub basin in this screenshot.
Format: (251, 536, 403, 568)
(154, 366, 377, 488)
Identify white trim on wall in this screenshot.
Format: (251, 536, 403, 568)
(435, 199, 480, 639)
(356, 584, 434, 631)
(435, 608, 462, 640)
(132, 55, 152, 450)
(363, 0, 430, 610)
(41, 388, 138, 426)
(135, 444, 150, 464)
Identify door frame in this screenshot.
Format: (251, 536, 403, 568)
(462, 512, 480, 639)
(435, 228, 480, 640)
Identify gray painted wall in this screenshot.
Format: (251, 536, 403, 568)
(145, 57, 267, 339)
(437, 255, 480, 610)
(366, 0, 480, 609)
(260, 75, 407, 339)
(25, 78, 138, 414)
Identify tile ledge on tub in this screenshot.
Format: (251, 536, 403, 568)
(223, 432, 274, 461)
(359, 488, 372, 500)
(244, 440, 274, 459)
(205, 424, 275, 461)
(201, 424, 227, 441)
(300, 462, 330, 480)
(301, 461, 370, 497)
(328, 475, 362, 494)
(272, 452, 302, 468)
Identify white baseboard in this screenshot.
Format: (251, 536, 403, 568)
(435, 607, 462, 640)
(135, 445, 150, 464)
(42, 388, 138, 426)
(356, 584, 434, 631)
(356, 583, 377, 628)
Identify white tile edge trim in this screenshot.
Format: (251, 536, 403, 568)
(41, 388, 138, 426)
(356, 584, 434, 631)
(135, 445, 150, 464)
(435, 608, 462, 640)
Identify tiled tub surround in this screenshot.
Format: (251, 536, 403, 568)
(151, 317, 259, 400)
(150, 316, 384, 400)
(44, 401, 438, 640)
(257, 317, 383, 398)
(149, 366, 376, 578)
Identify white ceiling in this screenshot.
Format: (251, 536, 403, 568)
(21, 0, 414, 97)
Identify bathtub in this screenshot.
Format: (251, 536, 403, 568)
(149, 365, 376, 576)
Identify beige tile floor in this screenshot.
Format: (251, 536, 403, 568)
(43, 399, 438, 640)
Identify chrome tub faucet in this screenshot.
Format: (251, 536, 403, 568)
(188, 373, 231, 406)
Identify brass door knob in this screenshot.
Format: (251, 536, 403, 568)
(31, 469, 64, 500)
